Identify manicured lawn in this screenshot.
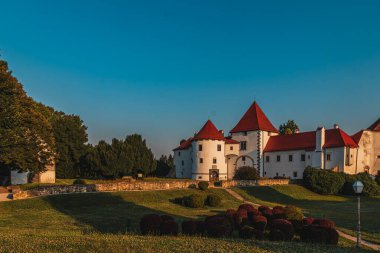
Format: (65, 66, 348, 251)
(0, 188, 374, 252)
(233, 185, 380, 244)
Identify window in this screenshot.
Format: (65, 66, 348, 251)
(178, 151, 181, 157)
(377, 155, 380, 159)
(289, 155, 293, 162)
(242, 156, 246, 161)
(327, 154, 331, 161)
(308, 155, 311, 159)
(266, 156, 270, 162)
(230, 146, 233, 151)
(198, 176, 202, 179)
(181, 160, 184, 166)
(293, 171, 298, 178)
(276, 172, 279, 177)
(199, 158, 203, 164)
(240, 141, 247, 150)
(217, 144, 221, 151)
(213, 158, 217, 164)
(301, 154, 306, 161)
(198, 145, 202, 151)
(277, 155, 281, 162)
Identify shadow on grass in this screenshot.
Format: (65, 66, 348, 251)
(44, 192, 191, 234)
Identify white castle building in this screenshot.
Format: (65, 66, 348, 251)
(173, 101, 380, 181)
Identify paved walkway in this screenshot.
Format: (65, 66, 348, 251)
(224, 188, 380, 251)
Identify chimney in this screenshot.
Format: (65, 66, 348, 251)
(316, 126, 325, 152)
(334, 124, 339, 129)
(219, 130, 224, 136)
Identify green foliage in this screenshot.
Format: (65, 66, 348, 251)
(198, 181, 209, 191)
(73, 178, 86, 185)
(83, 135, 156, 178)
(183, 194, 206, 208)
(154, 155, 173, 177)
(284, 205, 304, 221)
(303, 167, 345, 194)
(0, 59, 55, 175)
(341, 172, 380, 197)
(279, 120, 299, 135)
(234, 166, 259, 180)
(206, 194, 222, 207)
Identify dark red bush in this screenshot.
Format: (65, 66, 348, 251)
(290, 219, 304, 234)
(205, 215, 234, 238)
(239, 225, 255, 239)
(300, 225, 329, 244)
(236, 208, 248, 218)
(272, 206, 285, 214)
(258, 206, 270, 213)
(161, 215, 174, 222)
(325, 227, 339, 245)
(195, 220, 206, 234)
(225, 209, 236, 217)
(252, 215, 267, 232)
(302, 217, 314, 225)
(241, 217, 254, 228)
(253, 229, 264, 240)
(140, 214, 162, 235)
(270, 219, 295, 241)
(233, 209, 247, 229)
(312, 218, 335, 229)
(238, 204, 255, 213)
(181, 220, 197, 235)
(269, 229, 285, 241)
(160, 220, 179, 235)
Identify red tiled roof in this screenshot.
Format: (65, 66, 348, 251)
(351, 130, 364, 144)
(264, 128, 358, 152)
(264, 131, 316, 152)
(224, 137, 239, 144)
(367, 118, 380, 131)
(230, 101, 278, 133)
(173, 137, 193, 151)
(324, 129, 358, 148)
(193, 120, 225, 141)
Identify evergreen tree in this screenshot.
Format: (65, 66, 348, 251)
(155, 155, 174, 177)
(279, 120, 299, 135)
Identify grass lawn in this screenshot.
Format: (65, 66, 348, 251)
(0, 188, 375, 252)
(233, 185, 380, 244)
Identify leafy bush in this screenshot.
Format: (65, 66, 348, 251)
(341, 173, 380, 196)
(312, 218, 335, 229)
(195, 220, 206, 234)
(239, 225, 256, 239)
(206, 194, 221, 207)
(269, 229, 285, 241)
(160, 215, 174, 222)
(73, 178, 86, 185)
(183, 194, 206, 208)
(290, 219, 304, 234)
(234, 166, 259, 180)
(198, 181, 209, 191)
(272, 206, 285, 214)
(252, 215, 267, 232)
(160, 220, 179, 235)
(302, 217, 314, 225)
(205, 215, 234, 237)
(238, 204, 255, 213)
(284, 205, 304, 220)
(300, 225, 338, 244)
(181, 220, 197, 235)
(270, 219, 295, 241)
(303, 167, 345, 194)
(140, 214, 162, 235)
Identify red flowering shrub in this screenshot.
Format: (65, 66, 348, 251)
(205, 215, 234, 237)
(239, 225, 256, 239)
(300, 225, 329, 244)
(160, 215, 174, 222)
(252, 215, 267, 232)
(181, 220, 197, 235)
(270, 219, 295, 241)
(272, 206, 285, 214)
(140, 214, 162, 235)
(302, 217, 314, 225)
(290, 219, 304, 234)
(195, 220, 206, 234)
(269, 229, 285, 241)
(238, 204, 255, 213)
(312, 218, 335, 229)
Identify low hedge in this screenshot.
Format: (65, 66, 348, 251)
(140, 214, 162, 235)
(183, 194, 206, 208)
(270, 219, 295, 241)
(198, 181, 209, 191)
(206, 194, 222, 207)
(205, 215, 234, 238)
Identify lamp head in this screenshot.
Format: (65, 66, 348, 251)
(352, 181, 364, 194)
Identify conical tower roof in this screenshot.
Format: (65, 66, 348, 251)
(194, 120, 225, 141)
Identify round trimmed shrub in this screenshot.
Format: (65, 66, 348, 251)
(206, 194, 222, 207)
(160, 215, 174, 222)
(140, 214, 162, 235)
(300, 225, 329, 244)
(181, 220, 197, 235)
(290, 219, 303, 234)
(270, 219, 295, 241)
(183, 194, 206, 208)
(234, 166, 259, 180)
(73, 178, 86, 185)
(272, 206, 285, 214)
(239, 225, 256, 239)
(269, 229, 285, 241)
(253, 229, 264, 240)
(225, 209, 236, 217)
(302, 217, 314, 225)
(198, 181, 209, 191)
(258, 206, 270, 213)
(312, 218, 335, 229)
(160, 220, 179, 235)
(195, 220, 206, 234)
(252, 215, 267, 232)
(325, 227, 339, 245)
(303, 167, 345, 195)
(284, 205, 304, 221)
(238, 204, 255, 213)
(205, 215, 233, 237)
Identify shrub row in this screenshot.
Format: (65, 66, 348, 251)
(139, 214, 179, 235)
(173, 193, 221, 208)
(303, 167, 380, 196)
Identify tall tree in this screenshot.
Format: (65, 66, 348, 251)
(0, 59, 55, 174)
(155, 155, 174, 177)
(279, 120, 299, 135)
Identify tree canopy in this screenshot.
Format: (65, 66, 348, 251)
(279, 120, 299, 135)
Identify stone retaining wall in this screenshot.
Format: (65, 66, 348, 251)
(12, 179, 290, 200)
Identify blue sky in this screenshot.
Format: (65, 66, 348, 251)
(1, 0, 379, 156)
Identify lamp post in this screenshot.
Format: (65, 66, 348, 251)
(352, 180, 364, 248)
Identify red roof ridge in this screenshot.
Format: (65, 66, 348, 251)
(193, 120, 225, 141)
(367, 118, 380, 131)
(324, 128, 358, 148)
(230, 101, 278, 133)
(173, 137, 193, 151)
(351, 130, 364, 144)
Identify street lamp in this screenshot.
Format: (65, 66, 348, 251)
(352, 180, 364, 248)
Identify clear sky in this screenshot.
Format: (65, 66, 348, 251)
(1, 0, 379, 157)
